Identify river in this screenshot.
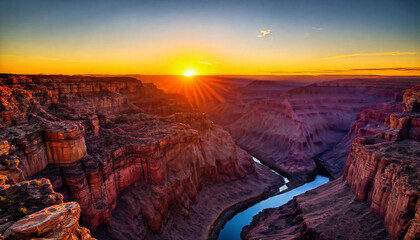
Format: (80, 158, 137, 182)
(217, 157, 330, 240)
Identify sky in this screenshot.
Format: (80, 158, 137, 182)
(0, 0, 419, 75)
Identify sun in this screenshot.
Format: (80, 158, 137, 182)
(183, 69, 196, 77)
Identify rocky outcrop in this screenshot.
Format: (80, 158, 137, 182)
(0, 175, 93, 239)
(4, 202, 92, 240)
(0, 74, 256, 238)
(0, 176, 62, 224)
(344, 85, 420, 239)
(344, 139, 419, 240)
(242, 84, 420, 240)
(44, 123, 87, 164)
(226, 78, 420, 182)
(0, 76, 33, 126)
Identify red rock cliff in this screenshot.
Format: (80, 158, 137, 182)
(0, 74, 253, 236)
(344, 85, 420, 240)
(227, 78, 420, 182)
(242, 83, 420, 240)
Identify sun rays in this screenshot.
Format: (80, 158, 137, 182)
(155, 75, 228, 110)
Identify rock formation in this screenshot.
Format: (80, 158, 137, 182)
(0, 174, 93, 239)
(344, 85, 420, 239)
(318, 86, 407, 178)
(0, 74, 276, 239)
(242, 84, 420, 240)
(224, 78, 420, 182)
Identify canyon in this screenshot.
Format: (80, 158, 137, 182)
(242, 83, 420, 240)
(209, 77, 420, 183)
(0, 74, 419, 240)
(0, 74, 282, 239)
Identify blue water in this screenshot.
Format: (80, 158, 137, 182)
(217, 158, 330, 240)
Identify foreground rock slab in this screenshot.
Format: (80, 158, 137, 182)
(4, 202, 93, 240)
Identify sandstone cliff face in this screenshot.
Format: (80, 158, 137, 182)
(0, 74, 253, 237)
(242, 84, 420, 240)
(344, 85, 420, 240)
(226, 78, 420, 182)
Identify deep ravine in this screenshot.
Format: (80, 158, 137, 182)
(216, 156, 330, 240)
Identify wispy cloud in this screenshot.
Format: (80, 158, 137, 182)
(257, 29, 271, 39)
(311, 27, 323, 31)
(271, 67, 420, 74)
(348, 67, 420, 72)
(318, 51, 417, 60)
(199, 60, 212, 65)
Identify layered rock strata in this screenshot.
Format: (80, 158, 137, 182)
(242, 84, 420, 240)
(98, 164, 282, 240)
(318, 89, 406, 178)
(344, 85, 420, 239)
(0, 74, 257, 238)
(226, 78, 420, 182)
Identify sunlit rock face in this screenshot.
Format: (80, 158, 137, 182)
(3, 200, 93, 240)
(242, 84, 420, 240)
(0, 74, 253, 236)
(224, 78, 420, 182)
(44, 123, 87, 164)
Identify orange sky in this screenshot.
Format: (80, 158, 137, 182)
(1, 1, 419, 76)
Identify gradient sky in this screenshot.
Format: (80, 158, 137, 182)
(1, 0, 419, 75)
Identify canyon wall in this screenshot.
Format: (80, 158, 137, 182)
(225, 78, 420, 182)
(0, 75, 255, 238)
(207, 80, 307, 125)
(344, 85, 420, 239)
(242, 84, 420, 240)
(318, 89, 406, 178)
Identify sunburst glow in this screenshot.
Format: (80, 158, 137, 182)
(183, 70, 196, 77)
